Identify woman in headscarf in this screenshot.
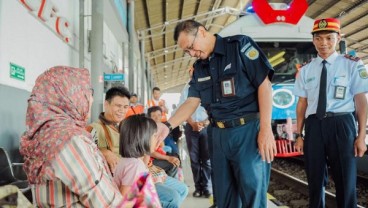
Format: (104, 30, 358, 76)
(20, 66, 122, 207)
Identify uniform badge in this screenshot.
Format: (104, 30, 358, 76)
(318, 19, 327, 29)
(245, 47, 259, 60)
(334, 86, 346, 99)
(221, 78, 235, 97)
(359, 68, 368, 79)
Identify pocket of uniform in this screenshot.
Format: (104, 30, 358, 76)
(304, 79, 318, 102)
(332, 77, 348, 87)
(196, 80, 213, 104)
(331, 77, 349, 100)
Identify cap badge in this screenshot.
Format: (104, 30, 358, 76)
(318, 19, 328, 29)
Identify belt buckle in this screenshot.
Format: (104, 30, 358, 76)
(217, 121, 225, 128)
(240, 118, 245, 125)
(323, 113, 328, 118)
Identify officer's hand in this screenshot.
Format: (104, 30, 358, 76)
(294, 137, 304, 154)
(354, 135, 367, 157)
(197, 122, 204, 131)
(190, 122, 200, 131)
(257, 128, 277, 163)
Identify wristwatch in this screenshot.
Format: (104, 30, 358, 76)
(295, 133, 304, 140)
(164, 122, 173, 132)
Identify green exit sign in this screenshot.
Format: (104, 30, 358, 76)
(10, 62, 25, 81)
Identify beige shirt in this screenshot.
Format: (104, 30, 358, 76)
(90, 122, 120, 156)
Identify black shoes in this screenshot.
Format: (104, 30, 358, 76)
(192, 190, 202, 197)
(202, 190, 212, 198)
(193, 189, 212, 198)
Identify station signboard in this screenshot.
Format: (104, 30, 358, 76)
(10, 62, 25, 81)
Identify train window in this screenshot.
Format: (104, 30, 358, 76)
(258, 42, 316, 84)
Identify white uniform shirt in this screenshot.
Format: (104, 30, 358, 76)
(293, 51, 368, 117)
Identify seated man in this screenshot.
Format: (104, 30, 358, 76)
(89, 86, 131, 174)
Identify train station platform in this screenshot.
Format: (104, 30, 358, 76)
(179, 138, 287, 208)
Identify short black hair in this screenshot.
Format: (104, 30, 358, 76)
(105, 86, 130, 102)
(152, 87, 160, 93)
(174, 20, 205, 42)
(119, 115, 157, 158)
(147, 106, 162, 118)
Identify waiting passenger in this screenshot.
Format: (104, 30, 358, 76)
(89, 86, 130, 174)
(125, 92, 144, 118)
(113, 115, 161, 207)
(115, 114, 188, 208)
(20, 66, 122, 207)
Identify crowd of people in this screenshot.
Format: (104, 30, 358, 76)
(15, 16, 367, 208)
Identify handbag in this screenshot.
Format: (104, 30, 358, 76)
(120, 172, 162, 208)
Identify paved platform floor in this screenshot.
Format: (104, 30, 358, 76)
(178, 137, 283, 208)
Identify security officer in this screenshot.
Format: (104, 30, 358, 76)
(166, 20, 276, 208)
(294, 18, 368, 208)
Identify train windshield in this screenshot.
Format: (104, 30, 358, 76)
(258, 42, 316, 84)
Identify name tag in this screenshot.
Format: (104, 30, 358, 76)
(198, 76, 211, 82)
(221, 78, 235, 97)
(334, 86, 346, 99)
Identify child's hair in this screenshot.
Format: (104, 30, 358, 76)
(119, 114, 157, 158)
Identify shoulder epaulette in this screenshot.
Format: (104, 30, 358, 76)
(226, 35, 247, 43)
(343, 54, 360, 62)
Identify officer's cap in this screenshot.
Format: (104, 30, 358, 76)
(311, 18, 340, 34)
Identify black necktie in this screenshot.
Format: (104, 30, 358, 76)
(316, 60, 327, 119)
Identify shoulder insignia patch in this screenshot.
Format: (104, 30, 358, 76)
(245, 46, 259, 60)
(344, 54, 360, 62)
(359, 68, 368, 79)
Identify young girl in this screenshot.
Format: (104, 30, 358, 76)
(114, 115, 188, 208)
(113, 115, 158, 195)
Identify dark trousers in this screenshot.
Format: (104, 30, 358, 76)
(152, 153, 180, 178)
(207, 125, 217, 205)
(184, 124, 212, 192)
(211, 120, 270, 208)
(304, 114, 357, 208)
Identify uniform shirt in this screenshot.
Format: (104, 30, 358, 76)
(35, 135, 122, 207)
(125, 103, 145, 118)
(293, 51, 368, 117)
(178, 82, 208, 122)
(188, 35, 274, 120)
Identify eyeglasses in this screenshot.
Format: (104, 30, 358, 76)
(184, 28, 199, 55)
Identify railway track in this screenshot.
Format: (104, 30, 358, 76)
(271, 168, 338, 208)
(269, 158, 367, 208)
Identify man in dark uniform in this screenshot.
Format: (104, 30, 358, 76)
(294, 18, 368, 208)
(165, 20, 277, 208)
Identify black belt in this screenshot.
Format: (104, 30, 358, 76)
(211, 113, 260, 129)
(308, 112, 351, 119)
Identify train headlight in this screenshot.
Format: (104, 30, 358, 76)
(272, 88, 295, 109)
